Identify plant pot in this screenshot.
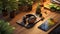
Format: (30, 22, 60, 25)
(10, 10, 16, 18)
(2, 9, 8, 17)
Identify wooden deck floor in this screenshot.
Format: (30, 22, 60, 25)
(9, 0, 60, 34)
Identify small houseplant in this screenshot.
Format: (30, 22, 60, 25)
(36, 4, 42, 17)
(49, 3, 60, 12)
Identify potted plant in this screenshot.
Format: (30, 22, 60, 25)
(6, 0, 18, 18)
(0, 0, 19, 18)
(0, 0, 8, 17)
(0, 20, 15, 34)
(49, 4, 57, 11)
(36, 4, 42, 17)
(18, 0, 33, 11)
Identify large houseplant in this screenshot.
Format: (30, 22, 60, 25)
(0, 0, 8, 17)
(18, 0, 34, 11)
(0, 0, 18, 18)
(7, 0, 18, 18)
(0, 20, 15, 34)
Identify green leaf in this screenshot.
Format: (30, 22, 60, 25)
(0, 20, 15, 34)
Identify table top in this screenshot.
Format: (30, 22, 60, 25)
(10, 0, 60, 34)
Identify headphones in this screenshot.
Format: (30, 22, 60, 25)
(23, 14, 36, 23)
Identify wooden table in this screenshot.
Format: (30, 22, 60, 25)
(9, 0, 60, 34)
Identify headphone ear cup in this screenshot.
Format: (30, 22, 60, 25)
(28, 16, 36, 23)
